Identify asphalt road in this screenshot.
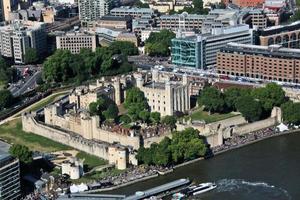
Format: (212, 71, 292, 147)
(10, 71, 41, 97)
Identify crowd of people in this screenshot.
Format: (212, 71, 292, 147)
(95, 165, 171, 188)
(211, 127, 279, 154)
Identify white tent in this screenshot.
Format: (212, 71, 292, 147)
(277, 123, 288, 132)
(70, 184, 79, 193)
(78, 183, 88, 192)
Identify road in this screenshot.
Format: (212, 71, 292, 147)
(11, 71, 42, 97)
(0, 90, 69, 126)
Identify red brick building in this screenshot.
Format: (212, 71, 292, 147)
(222, 0, 265, 7)
(217, 43, 300, 83)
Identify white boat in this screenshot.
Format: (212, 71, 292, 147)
(189, 182, 217, 195)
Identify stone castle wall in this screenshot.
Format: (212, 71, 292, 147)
(44, 105, 141, 150)
(23, 113, 110, 159)
(22, 113, 130, 169)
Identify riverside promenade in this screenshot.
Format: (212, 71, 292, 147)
(86, 126, 299, 193)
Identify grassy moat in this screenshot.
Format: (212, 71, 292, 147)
(187, 108, 238, 123)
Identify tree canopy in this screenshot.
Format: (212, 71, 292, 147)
(133, 0, 150, 8)
(124, 87, 149, 121)
(0, 90, 14, 110)
(9, 144, 33, 164)
(136, 128, 207, 166)
(197, 83, 287, 122)
(25, 48, 38, 64)
(43, 41, 137, 84)
(281, 101, 300, 125)
(89, 96, 119, 121)
(198, 87, 225, 113)
(150, 112, 161, 124)
(235, 96, 262, 122)
(0, 56, 13, 86)
(172, 0, 209, 14)
(161, 115, 177, 130)
(251, 83, 286, 112)
(145, 30, 175, 57)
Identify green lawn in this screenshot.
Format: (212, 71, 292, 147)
(28, 92, 68, 112)
(188, 109, 238, 124)
(297, 0, 300, 6)
(76, 151, 107, 171)
(0, 119, 70, 152)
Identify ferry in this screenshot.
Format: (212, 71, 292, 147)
(188, 182, 217, 195)
(172, 182, 217, 199)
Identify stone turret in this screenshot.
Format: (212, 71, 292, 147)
(152, 68, 159, 82)
(136, 77, 144, 88)
(113, 77, 121, 105)
(182, 73, 188, 85)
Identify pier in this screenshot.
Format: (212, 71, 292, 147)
(124, 178, 190, 200)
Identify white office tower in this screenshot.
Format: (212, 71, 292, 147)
(79, 0, 116, 25)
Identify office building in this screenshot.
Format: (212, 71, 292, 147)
(1, 0, 13, 22)
(93, 15, 132, 30)
(0, 20, 47, 64)
(264, 0, 286, 10)
(56, 31, 97, 54)
(158, 9, 242, 32)
(217, 43, 300, 83)
(242, 9, 267, 29)
(0, 141, 21, 200)
(222, 0, 264, 7)
(78, 0, 114, 25)
(259, 21, 300, 48)
(110, 7, 154, 18)
(171, 24, 252, 69)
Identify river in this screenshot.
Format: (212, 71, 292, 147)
(110, 132, 300, 199)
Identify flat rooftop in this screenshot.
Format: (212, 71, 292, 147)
(0, 140, 12, 164)
(221, 42, 300, 59)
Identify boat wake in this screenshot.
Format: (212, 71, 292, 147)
(210, 179, 291, 200)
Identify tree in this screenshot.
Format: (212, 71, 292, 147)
(43, 47, 135, 84)
(139, 110, 150, 123)
(145, 29, 175, 57)
(134, 0, 150, 8)
(251, 83, 286, 112)
(120, 114, 131, 124)
(162, 115, 177, 129)
(89, 97, 106, 116)
(136, 147, 153, 165)
(43, 49, 74, 83)
(124, 87, 149, 121)
(153, 137, 172, 166)
(198, 87, 225, 113)
(224, 88, 251, 111)
(236, 96, 262, 122)
(0, 90, 13, 110)
(150, 112, 161, 124)
(169, 128, 207, 163)
(175, 0, 208, 15)
(108, 41, 138, 56)
(281, 101, 300, 125)
(136, 128, 207, 166)
(103, 104, 119, 121)
(0, 56, 13, 86)
(25, 48, 38, 64)
(9, 144, 33, 164)
(289, 10, 300, 22)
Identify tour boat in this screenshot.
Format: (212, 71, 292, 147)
(188, 182, 217, 195)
